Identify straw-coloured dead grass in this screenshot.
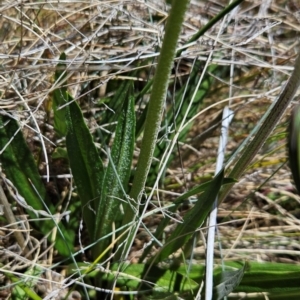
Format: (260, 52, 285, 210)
(1, 0, 300, 298)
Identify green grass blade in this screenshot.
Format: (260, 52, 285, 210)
(0, 116, 74, 256)
(153, 169, 224, 263)
(176, 0, 245, 56)
(139, 177, 235, 262)
(93, 96, 135, 255)
(220, 52, 300, 202)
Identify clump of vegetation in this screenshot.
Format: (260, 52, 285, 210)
(1, 1, 300, 299)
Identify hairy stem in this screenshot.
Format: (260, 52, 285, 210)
(120, 0, 190, 259)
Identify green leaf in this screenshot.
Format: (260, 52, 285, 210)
(0, 117, 46, 211)
(94, 95, 135, 255)
(234, 262, 300, 292)
(140, 177, 235, 262)
(10, 267, 43, 300)
(154, 169, 224, 263)
(51, 147, 68, 160)
(99, 79, 134, 145)
(91, 261, 300, 299)
(288, 104, 300, 194)
(54, 52, 105, 241)
(98, 263, 198, 292)
(0, 116, 74, 256)
(65, 97, 104, 239)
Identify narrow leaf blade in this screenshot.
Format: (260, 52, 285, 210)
(140, 177, 235, 262)
(94, 96, 135, 253)
(155, 169, 224, 263)
(0, 116, 74, 256)
(54, 53, 105, 241)
(65, 99, 104, 238)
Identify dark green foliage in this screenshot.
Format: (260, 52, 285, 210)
(288, 104, 300, 194)
(53, 53, 135, 260)
(0, 115, 74, 256)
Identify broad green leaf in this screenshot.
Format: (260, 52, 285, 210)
(65, 97, 104, 239)
(215, 262, 300, 298)
(234, 262, 300, 292)
(53, 52, 104, 240)
(94, 95, 135, 255)
(288, 104, 300, 194)
(0, 116, 74, 256)
(154, 169, 224, 263)
(65, 261, 300, 299)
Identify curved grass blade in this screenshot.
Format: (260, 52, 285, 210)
(139, 177, 235, 262)
(220, 52, 300, 203)
(152, 169, 224, 263)
(0, 116, 74, 256)
(94, 96, 135, 256)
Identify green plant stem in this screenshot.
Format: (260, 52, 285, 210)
(219, 52, 300, 203)
(177, 0, 245, 56)
(120, 0, 190, 255)
(130, 0, 189, 204)
(135, 0, 245, 101)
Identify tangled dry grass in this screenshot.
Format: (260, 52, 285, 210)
(1, 0, 300, 298)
